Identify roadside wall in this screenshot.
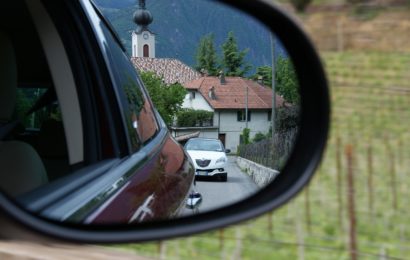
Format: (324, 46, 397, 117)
(236, 156, 279, 188)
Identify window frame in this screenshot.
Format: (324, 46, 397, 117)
(237, 110, 251, 122)
(93, 8, 161, 154)
(27, 0, 86, 166)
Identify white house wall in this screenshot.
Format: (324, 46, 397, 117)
(182, 91, 213, 112)
(217, 110, 271, 152)
(179, 92, 271, 153)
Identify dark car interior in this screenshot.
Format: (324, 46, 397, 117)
(0, 2, 70, 197)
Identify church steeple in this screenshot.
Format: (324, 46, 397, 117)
(131, 0, 156, 58)
(133, 0, 153, 32)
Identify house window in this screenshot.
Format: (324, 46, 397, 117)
(237, 110, 251, 122)
(143, 44, 149, 57)
(190, 91, 196, 99)
(268, 110, 272, 121)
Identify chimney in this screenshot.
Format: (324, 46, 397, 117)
(200, 69, 209, 77)
(219, 70, 226, 85)
(208, 86, 216, 100)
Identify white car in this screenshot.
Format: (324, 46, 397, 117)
(184, 138, 231, 182)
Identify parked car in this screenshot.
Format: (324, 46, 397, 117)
(185, 138, 231, 182)
(0, 0, 197, 224)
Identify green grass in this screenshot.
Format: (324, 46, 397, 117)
(115, 51, 410, 259)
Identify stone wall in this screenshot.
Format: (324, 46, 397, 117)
(236, 157, 279, 188)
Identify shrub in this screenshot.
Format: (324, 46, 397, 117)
(240, 128, 251, 145)
(176, 109, 213, 127)
(253, 132, 267, 143)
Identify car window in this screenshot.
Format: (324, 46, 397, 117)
(185, 139, 224, 152)
(16, 88, 62, 130)
(98, 20, 159, 153)
(16, 88, 47, 128)
(0, 1, 74, 194)
(1, 0, 123, 197)
(15, 86, 70, 182)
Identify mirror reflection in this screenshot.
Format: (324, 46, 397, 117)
(2, 0, 299, 223)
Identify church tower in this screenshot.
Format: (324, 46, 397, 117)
(132, 0, 155, 58)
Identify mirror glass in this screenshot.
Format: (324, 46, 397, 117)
(2, 0, 299, 223)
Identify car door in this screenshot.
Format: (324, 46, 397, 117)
(17, 0, 194, 224)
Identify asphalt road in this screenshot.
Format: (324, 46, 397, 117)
(183, 156, 259, 216)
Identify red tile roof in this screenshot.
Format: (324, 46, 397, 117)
(183, 76, 285, 110)
(131, 57, 202, 85)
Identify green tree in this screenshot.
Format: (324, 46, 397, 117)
(251, 66, 273, 86)
(195, 33, 219, 76)
(140, 71, 186, 126)
(276, 57, 299, 104)
(221, 31, 251, 77)
(251, 59, 299, 104)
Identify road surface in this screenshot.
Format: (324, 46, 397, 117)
(183, 156, 259, 216)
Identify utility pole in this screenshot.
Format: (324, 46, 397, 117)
(271, 34, 276, 139)
(245, 86, 249, 129)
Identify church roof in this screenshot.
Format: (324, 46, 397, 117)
(184, 76, 286, 110)
(131, 57, 202, 85)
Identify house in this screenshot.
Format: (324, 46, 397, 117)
(130, 1, 284, 152)
(171, 76, 286, 152)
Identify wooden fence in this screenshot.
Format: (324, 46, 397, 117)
(237, 128, 298, 170)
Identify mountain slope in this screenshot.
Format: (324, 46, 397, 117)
(94, 0, 286, 73)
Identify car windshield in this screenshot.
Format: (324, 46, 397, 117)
(185, 139, 223, 152)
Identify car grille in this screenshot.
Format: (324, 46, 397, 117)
(196, 159, 211, 167)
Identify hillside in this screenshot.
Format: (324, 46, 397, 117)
(94, 0, 287, 73)
(291, 4, 410, 52)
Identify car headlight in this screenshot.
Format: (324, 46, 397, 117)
(216, 157, 226, 164)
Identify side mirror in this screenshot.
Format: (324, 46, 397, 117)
(185, 192, 203, 211)
(0, 0, 329, 243)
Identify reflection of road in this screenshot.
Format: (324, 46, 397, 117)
(183, 156, 259, 216)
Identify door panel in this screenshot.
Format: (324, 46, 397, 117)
(87, 134, 194, 223)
